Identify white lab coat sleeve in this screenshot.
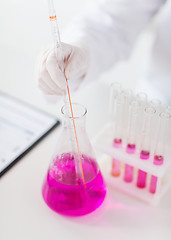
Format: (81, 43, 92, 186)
(63, 0, 166, 84)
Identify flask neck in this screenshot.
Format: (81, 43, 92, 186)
(62, 117, 86, 129)
(61, 103, 87, 129)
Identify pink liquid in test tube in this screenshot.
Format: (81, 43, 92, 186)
(136, 107, 156, 189)
(124, 144, 135, 182)
(149, 155, 163, 194)
(111, 138, 122, 177)
(136, 150, 150, 188)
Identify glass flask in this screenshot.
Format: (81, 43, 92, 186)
(42, 103, 107, 216)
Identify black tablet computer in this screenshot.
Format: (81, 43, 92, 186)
(0, 92, 60, 177)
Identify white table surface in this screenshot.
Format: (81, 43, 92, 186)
(0, 0, 171, 239)
(0, 82, 171, 240)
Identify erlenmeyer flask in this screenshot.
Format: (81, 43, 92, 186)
(42, 103, 107, 216)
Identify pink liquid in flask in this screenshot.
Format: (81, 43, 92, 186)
(42, 154, 107, 216)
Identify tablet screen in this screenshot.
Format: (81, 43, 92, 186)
(0, 93, 60, 177)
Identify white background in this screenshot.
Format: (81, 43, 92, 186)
(0, 0, 171, 239)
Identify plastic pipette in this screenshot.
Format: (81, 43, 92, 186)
(47, 0, 86, 187)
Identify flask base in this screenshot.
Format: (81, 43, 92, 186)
(42, 154, 107, 216)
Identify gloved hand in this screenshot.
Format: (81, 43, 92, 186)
(37, 42, 89, 95)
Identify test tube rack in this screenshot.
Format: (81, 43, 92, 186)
(93, 83, 171, 206)
(93, 123, 171, 205)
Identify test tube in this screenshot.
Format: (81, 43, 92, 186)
(109, 82, 122, 121)
(124, 101, 140, 182)
(166, 106, 171, 113)
(136, 107, 156, 188)
(149, 112, 171, 194)
(135, 93, 148, 149)
(166, 106, 171, 142)
(149, 99, 163, 152)
(136, 92, 147, 106)
(149, 99, 162, 113)
(110, 83, 122, 177)
(120, 89, 133, 140)
(111, 98, 124, 177)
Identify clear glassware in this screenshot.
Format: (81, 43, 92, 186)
(149, 99, 162, 114)
(166, 106, 171, 113)
(137, 107, 156, 188)
(149, 111, 171, 194)
(111, 98, 124, 177)
(124, 100, 140, 183)
(109, 82, 122, 121)
(42, 103, 107, 216)
(136, 92, 147, 105)
(135, 92, 148, 149)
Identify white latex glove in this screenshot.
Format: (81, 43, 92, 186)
(37, 42, 89, 95)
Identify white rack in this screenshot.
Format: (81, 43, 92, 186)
(93, 123, 171, 205)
